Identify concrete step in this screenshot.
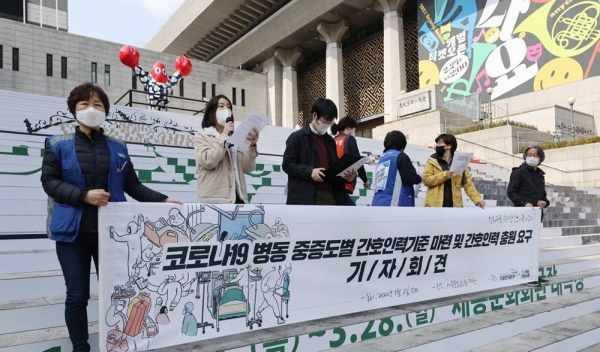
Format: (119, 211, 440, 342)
(540, 255, 600, 279)
(581, 342, 600, 352)
(540, 234, 600, 248)
(331, 287, 600, 351)
(0, 239, 54, 253)
(0, 270, 98, 303)
(470, 312, 600, 351)
(0, 251, 61, 275)
(0, 294, 99, 335)
(540, 243, 600, 262)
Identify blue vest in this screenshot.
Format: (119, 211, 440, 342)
(47, 133, 129, 242)
(371, 149, 415, 207)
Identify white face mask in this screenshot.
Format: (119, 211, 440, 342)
(216, 108, 232, 126)
(526, 157, 540, 167)
(76, 107, 106, 128)
(313, 119, 330, 135)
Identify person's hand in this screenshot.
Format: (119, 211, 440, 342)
(224, 121, 235, 134)
(166, 198, 183, 205)
(246, 128, 259, 146)
(343, 169, 357, 182)
(363, 180, 370, 188)
(537, 200, 547, 208)
(525, 203, 534, 208)
(84, 189, 110, 206)
(476, 200, 486, 209)
(311, 168, 325, 182)
(446, 171, 455, 179)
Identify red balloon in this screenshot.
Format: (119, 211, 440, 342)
(175, 55, 193, 77)
(119, 45, 140, 69)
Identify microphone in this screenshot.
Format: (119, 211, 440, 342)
(226, 116, 234, 136)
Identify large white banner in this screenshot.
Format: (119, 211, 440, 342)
(98, 204, 540, 352)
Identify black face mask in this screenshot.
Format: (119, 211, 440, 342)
(435, 146, 446, 156)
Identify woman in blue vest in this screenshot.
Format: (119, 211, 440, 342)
(40, 83, 181, 352)
(371, 131, 422, 207)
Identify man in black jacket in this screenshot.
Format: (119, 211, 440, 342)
(282, 98, 356, 205)
(507, 145, 550, 288)
(40, 83, 181, 352)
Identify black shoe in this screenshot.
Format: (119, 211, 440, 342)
(538, 278, 549, 285)
(525, 281, 541, 287)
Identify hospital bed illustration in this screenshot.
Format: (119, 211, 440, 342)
(206, 205, 271, 242)
(186, 205, 219, 242)
(207, 270, 249, 332)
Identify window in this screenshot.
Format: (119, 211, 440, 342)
(179, 78, 184, 97)
(202, 82, 206, 98)
(91, 62, 97, 83)
(12, 48, 19, 71)
(132, 69, 137, 90)
(46, 54, 53, 76)
(0, 45, 4, 69)
(241, 89, 246, 107)
(104, 64, 110, 86)
(211, 83, 216, 97)
(61, 56, 67, 79)
(232, 87, 237, 105)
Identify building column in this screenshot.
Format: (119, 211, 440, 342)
(317, 19, 349, 119)
(274, 47, 303, 128)
(376, 0, 407, 122)
(262, 57, 283, 126)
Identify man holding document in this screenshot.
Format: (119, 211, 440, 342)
(423, 133, 485, 208)
(283, 99, 361, 205)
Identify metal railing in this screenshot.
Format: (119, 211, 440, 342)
(114, 89, 209, 115)
(554, 106, 596, 140)
(440, 94, 480, 120)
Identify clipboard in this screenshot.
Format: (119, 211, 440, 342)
(322, 153, 364, 182)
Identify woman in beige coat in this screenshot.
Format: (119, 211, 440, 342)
(194, 95, 259, 204)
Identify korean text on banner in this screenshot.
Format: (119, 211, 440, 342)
(98, 204, 540, 351)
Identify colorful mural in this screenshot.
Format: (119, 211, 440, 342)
(417, 0, 600, 101)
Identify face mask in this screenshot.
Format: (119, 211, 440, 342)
(313, 120, 330, 135)
(526, 157, 540, 167)
(435, 145, 446, 156)
(76, 107, 106, 128)
(216, 109, 232, 126)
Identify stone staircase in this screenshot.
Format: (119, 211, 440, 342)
(2, 156, 600, 352)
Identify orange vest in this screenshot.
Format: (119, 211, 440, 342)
(334, 134, 356, 194)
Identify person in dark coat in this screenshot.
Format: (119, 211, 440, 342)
(40, 82, 181, 352)
(507, 145, 550, 288)
(282, 98, 356, 205)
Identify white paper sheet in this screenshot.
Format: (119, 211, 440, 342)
(450, 151, 473, 175)
(227, 110, 269, 150)
(336, 157, 368, 177)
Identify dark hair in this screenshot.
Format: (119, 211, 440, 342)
(67, 83, 110, 117)
(160, 306, 168, 314)
(310, 98, 338, 122)
(331, 116, 357, 135)
(383, 130, 407, 151)
(435, 133, 458, 153)
(201, 94, 233, 128)
(523, 146, 545, 163)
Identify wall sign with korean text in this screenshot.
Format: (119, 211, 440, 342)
(98, 204, 540, 351)
(397, 92, 432, 118)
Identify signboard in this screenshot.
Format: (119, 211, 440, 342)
(397, 91, 431, 118)
(418, 0, 600, 101)
(98, 204, 540, 351)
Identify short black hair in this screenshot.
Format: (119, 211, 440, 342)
(435, 133, 458, 153)
(523, 146, 545, 163)
(383, 130, 407, 151)
(331, 116, 357, 135)
(202, 94, 233, 128)
(67, 83, 110, 117)
(310, 98, 338, 122)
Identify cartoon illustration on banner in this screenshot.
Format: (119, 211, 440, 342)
(101, 204, 292, 351)
(418, 0, 600, 101)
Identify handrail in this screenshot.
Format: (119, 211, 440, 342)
(113, 89, 209, 115)
(456, 136, 600, 174)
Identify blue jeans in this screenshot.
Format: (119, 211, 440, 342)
(56, 233, 98, 352)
